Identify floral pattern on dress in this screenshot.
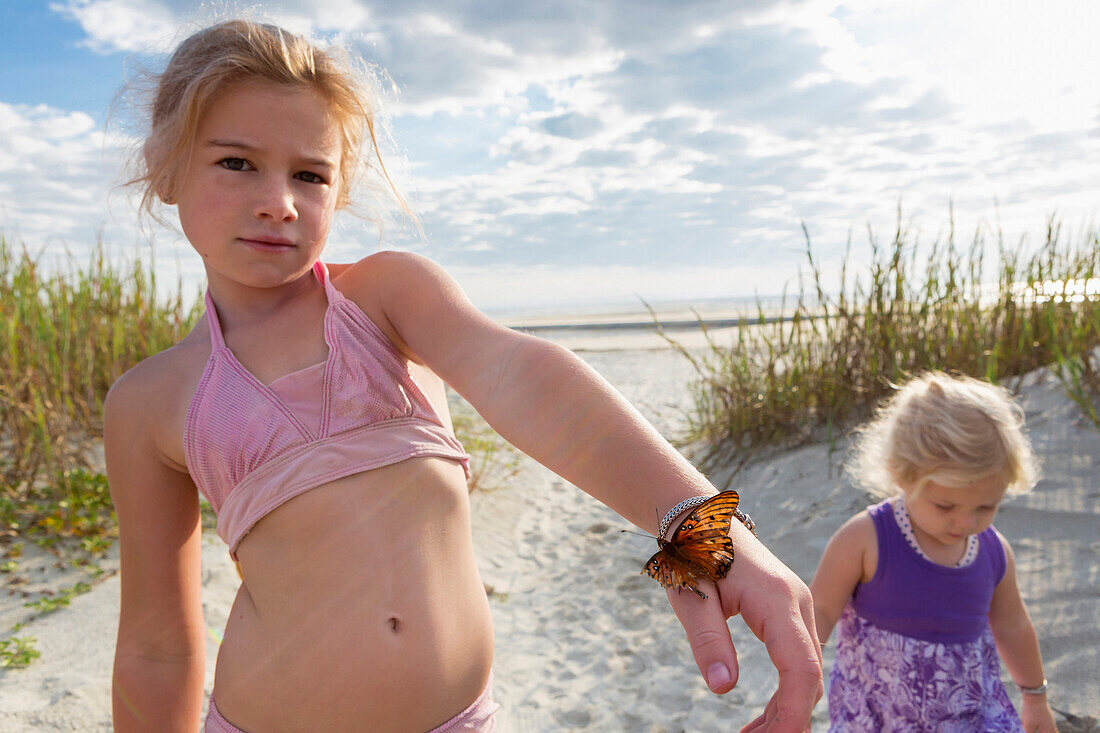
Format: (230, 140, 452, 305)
(828, 606, 1022, 732)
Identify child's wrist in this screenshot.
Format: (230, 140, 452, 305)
(1016, 678, 1048, 696)
(658, 495, 711, 538)
(657, 491, 757, 539)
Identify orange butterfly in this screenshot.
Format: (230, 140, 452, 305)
(643, 491, 743, 600)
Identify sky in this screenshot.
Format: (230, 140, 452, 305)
(1, 0, 1097, 313)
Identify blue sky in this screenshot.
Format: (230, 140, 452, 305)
(1, 0, 1097, 312)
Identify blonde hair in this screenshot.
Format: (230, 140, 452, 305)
(849, 372, 1039, 499)
(128, 19, 406, 222)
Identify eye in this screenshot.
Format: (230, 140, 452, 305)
(218, 157, 252, 171)
(934, 503, 952, 511)
(295, 170, 327, 185)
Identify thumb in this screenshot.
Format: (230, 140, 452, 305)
(666, 585, 739, 693)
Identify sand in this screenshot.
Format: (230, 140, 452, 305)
(1, 344, 1098, 731)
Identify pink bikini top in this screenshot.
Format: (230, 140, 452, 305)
(184, 261, 470, 558)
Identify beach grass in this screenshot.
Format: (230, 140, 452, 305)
(5, 217, 1097, 541)
(664, 213, 1100, 476)
(1, 237, 199, 547)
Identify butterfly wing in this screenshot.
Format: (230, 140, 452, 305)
(644, 543, 709, 599)
(642, 491, 741, 598)
(668, 491, 737, 583)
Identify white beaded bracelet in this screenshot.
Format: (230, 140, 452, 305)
(1017, 679, 1048, 696)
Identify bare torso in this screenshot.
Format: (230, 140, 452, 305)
(153, 266, 494, 731)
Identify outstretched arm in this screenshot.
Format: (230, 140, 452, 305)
(352, 252, 823, 731)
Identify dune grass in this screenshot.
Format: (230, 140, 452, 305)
(4, 217, 1097, 541)
(664, 214, 1100, 477)
(0, 238, 200, 547)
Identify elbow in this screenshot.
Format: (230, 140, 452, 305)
(112, 648, 205, 730)
(989, 608, 1035, 644)
(477, 333, 578, 401)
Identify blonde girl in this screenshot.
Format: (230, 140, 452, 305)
(810, 372, 1058, 732)
(106, 20, 822, 732)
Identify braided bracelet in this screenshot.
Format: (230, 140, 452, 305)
(1017, 679, 1048, 696)
(658, 495, 710, 538)
(658, 494, 757, 539)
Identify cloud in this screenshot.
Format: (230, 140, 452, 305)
(606, 24, 827, 116)
(50, 0, 181, 53)
(875, 88, 954, 123)
(0, 102, 131, 248)
(12, 0, 1097, 309)
(541, 112, 603, 139)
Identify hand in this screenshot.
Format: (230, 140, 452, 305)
(665, 521, 823, 732)
(1020, 695, 1057, 733)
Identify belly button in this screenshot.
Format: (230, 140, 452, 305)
(387, 617, 401, 633)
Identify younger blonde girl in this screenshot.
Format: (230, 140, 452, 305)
(810, 372, 1058, 732)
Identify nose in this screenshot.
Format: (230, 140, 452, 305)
(254, 175, 298, 222)
(955, 513, 979, 535)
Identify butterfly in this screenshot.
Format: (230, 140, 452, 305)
(642, 491, 744, 600)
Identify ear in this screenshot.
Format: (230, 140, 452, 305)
(143, 140, 176, 205)
(887, 466, 916, 494)
(154, 174, 175, 205)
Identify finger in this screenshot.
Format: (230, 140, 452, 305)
(738, 696, 775, 732)
(743, 591, 822, 731)
(800, 593, 825, 701)
(666, 584, 739, 694)
(739, 692, 812, 733)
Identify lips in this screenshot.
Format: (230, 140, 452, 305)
(240, 235, 295, 251)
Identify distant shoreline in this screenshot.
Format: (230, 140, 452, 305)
(502, 308, 821, 352)
(505, 310, 807, 333)
(503, 305, 814, 330)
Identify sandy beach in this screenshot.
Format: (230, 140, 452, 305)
(1, 336, 1098, 731)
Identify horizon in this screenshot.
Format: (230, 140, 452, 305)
(1, 0, 1097, 310)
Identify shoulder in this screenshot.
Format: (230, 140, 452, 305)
(822, 509, 878, 563)
(327, 251, 510, 369)
(106, 345, 184, 417)
(329, 250, 463, 319)
(327, 251, 461, 358)
(828, 508, 880, 581)
(833, 508, 878, 545)
(330, 250, 453, 300)
(104, 330, 210, 465)
(106, 328, 209, 411)
(811, 507, 879, 600)
(988, 525, 1012, 553)
(986, 525, 1014, 578)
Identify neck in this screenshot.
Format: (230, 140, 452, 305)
(205, 263, 321, 330)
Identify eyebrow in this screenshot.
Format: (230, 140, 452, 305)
(205, 139, 336, 169)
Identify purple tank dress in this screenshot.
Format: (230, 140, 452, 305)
(827, 500, 1023, 732)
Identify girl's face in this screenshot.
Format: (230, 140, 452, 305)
(173, 81, 343, 291)
(903, 473, 1007, 550)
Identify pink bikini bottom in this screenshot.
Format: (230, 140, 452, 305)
(205, 673, 499, 732)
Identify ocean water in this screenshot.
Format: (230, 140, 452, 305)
(492, 294, 792, 328)
(499, 297, 784, 437)
(521, 308, 723, 439)
(503, 294, 790, 353)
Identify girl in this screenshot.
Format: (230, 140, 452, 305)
(105, 19, 822, 733)
(810, 372, 1058, 732)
